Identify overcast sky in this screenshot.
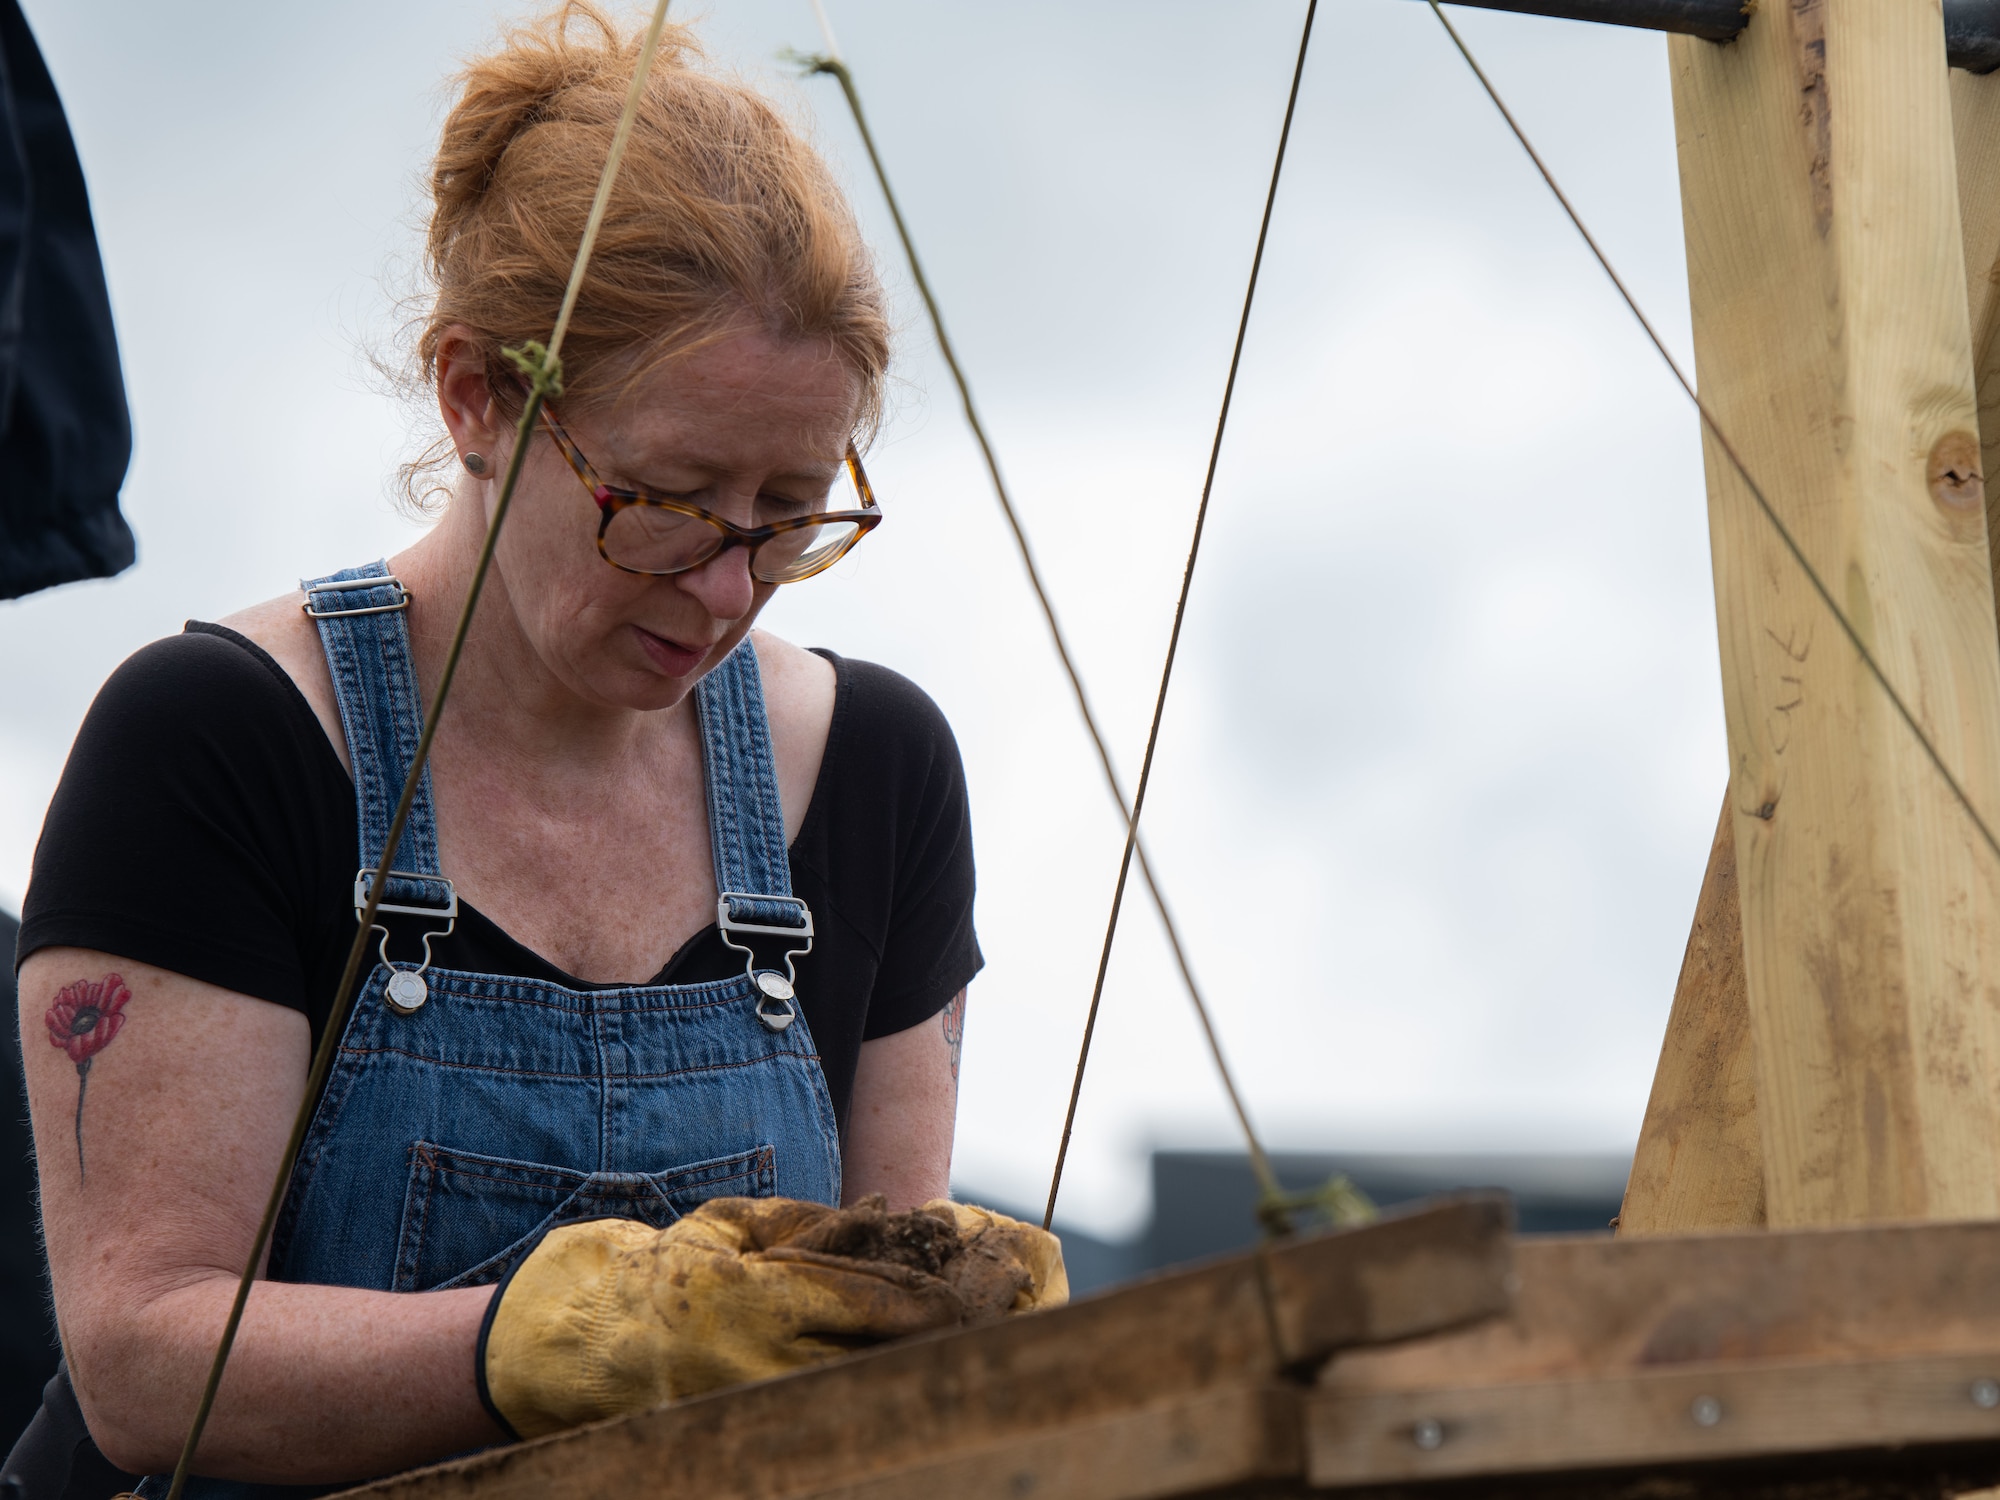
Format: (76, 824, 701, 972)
(10, 0, 1718, 1236)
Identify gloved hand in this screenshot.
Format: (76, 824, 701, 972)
(479, 1195, 1066, 1438)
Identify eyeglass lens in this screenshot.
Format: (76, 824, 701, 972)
(602, 461, 870, 583)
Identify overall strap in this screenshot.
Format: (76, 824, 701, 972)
(695, 640, 808, 934)
(301, 561, 445, 888)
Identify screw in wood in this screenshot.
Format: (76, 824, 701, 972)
(1971, 1378, 2000, 1410)
(1690, 1395, 1723, 1428)
(1411, 1419, 1446, 1452)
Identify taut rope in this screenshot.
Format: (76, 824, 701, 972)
(799, 0, 1363, 1236)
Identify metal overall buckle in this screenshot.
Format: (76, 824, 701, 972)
(355, 869, 458, 1015)
(302, 575, 412, 618)
(717, 892, 813, 1033)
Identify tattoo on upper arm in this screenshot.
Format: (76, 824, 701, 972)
(43, 974, 131, 1182)
(941, 990, 966, 1086)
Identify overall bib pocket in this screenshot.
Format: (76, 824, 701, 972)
(391, 1140, 779, 1292)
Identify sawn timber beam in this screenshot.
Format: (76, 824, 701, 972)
(330, 1208, 2000, 1499)
(1417, 0, 2000, 72)
(330, 1196, 1513, 1500)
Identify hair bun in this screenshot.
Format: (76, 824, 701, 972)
(431, 4, 688, 235)
(400, 2, 889, 515)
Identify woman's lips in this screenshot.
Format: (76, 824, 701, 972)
(634, 625, 709, 677)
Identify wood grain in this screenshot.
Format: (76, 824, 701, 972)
(1308, 1350, 2000, 1484)
(330, 1195, 1511, 1500)
(1311, 1221, 2000, 1484)
(1619, 789, 1763, 1234)
(1955, 67, 2000, 637)
(1618, 61, 2000, 1241)
(1321, 1219, 2000, 1393)
(1670, 0, 2000, 1225)
(772, 1385, 1300, 1500)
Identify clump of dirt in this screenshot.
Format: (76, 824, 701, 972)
(787, 1193, 962, 1276)
(785, 1194, 1030, 1323)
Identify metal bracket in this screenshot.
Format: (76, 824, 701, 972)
(303, 575, 413, 618)
(718, 892, 814, 1031)
(355, 868, 457, 1014)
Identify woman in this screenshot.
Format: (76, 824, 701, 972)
(11, 7, 1057, 1494)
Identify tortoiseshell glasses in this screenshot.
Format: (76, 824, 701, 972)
(538, 400, 883, 583)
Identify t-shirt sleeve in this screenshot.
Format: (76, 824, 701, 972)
(17, 626, 350, 1015)
(823, 659, 983, 1041)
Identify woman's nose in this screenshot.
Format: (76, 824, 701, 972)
(676, 540, 758, 621)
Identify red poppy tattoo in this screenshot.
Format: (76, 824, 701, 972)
(45, 974, 131, 1182)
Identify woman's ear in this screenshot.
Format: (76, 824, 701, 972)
(435, 325, 506, 470)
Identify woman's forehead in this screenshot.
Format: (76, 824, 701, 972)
(592, 331, 861, 468)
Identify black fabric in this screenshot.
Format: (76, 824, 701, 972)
(0, 0, 134, 601)
(0, 910, 60, 1447)
(0, 1360, 138, 1500)
(19, 625, 981, 1134)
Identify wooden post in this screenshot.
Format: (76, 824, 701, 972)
(1619, 792, 1764, 1234)
(1668, 0, 2000, 1225)
(1621, 61, 2000, 1236)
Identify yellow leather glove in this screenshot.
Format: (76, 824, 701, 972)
(479, 1196, 1065, 1439)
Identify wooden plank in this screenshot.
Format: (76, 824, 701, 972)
(331, 1195, 1511, 1500)
(1617, 788, 1763, 1234)
(1322, 1220, 2000, 1390)
(777, 1385, 1300, 1500)
(1954, 67, 2000, 636)
(1310, 1221, 2000, 1484)
(1670, 0, 2000, 1225)
(1307, 1350, 2000, 1484)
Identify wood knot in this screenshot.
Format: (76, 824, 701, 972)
(1928, 431, 1985, 513)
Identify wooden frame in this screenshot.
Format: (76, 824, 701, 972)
(326, 1210, 2000, 1500)
(332, 1197, 1511, 1500)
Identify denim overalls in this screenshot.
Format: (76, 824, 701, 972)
(141, 560, 842, 1498)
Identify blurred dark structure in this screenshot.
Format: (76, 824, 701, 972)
(992, 1147, 1631, 1296)
(0, 0, 135, 600)
(1, 909, 59, 1443)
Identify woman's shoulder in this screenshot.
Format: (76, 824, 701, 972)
(804, 649, 971, 849)
(92, 621, 305, 722)
(817, 651, 963, 766)
(77, 621, 340, 785)
(216, 587, 349, 775)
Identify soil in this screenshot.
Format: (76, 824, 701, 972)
(785, 1194, 1031, 1323)
(786, 1194, 963, 1276)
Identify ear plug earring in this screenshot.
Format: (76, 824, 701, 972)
(463, 452, 489, 476)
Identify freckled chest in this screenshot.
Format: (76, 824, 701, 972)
(425, 713, 719, 985)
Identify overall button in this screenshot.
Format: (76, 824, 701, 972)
(754, 971, 797, 1033)
(384, 970, 428, 1014)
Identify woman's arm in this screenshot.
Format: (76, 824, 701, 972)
(841, 990, 964, 1209)
(19, 948, 503, 1481)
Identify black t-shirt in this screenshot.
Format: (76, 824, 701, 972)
(18, 624, 981, 1134)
